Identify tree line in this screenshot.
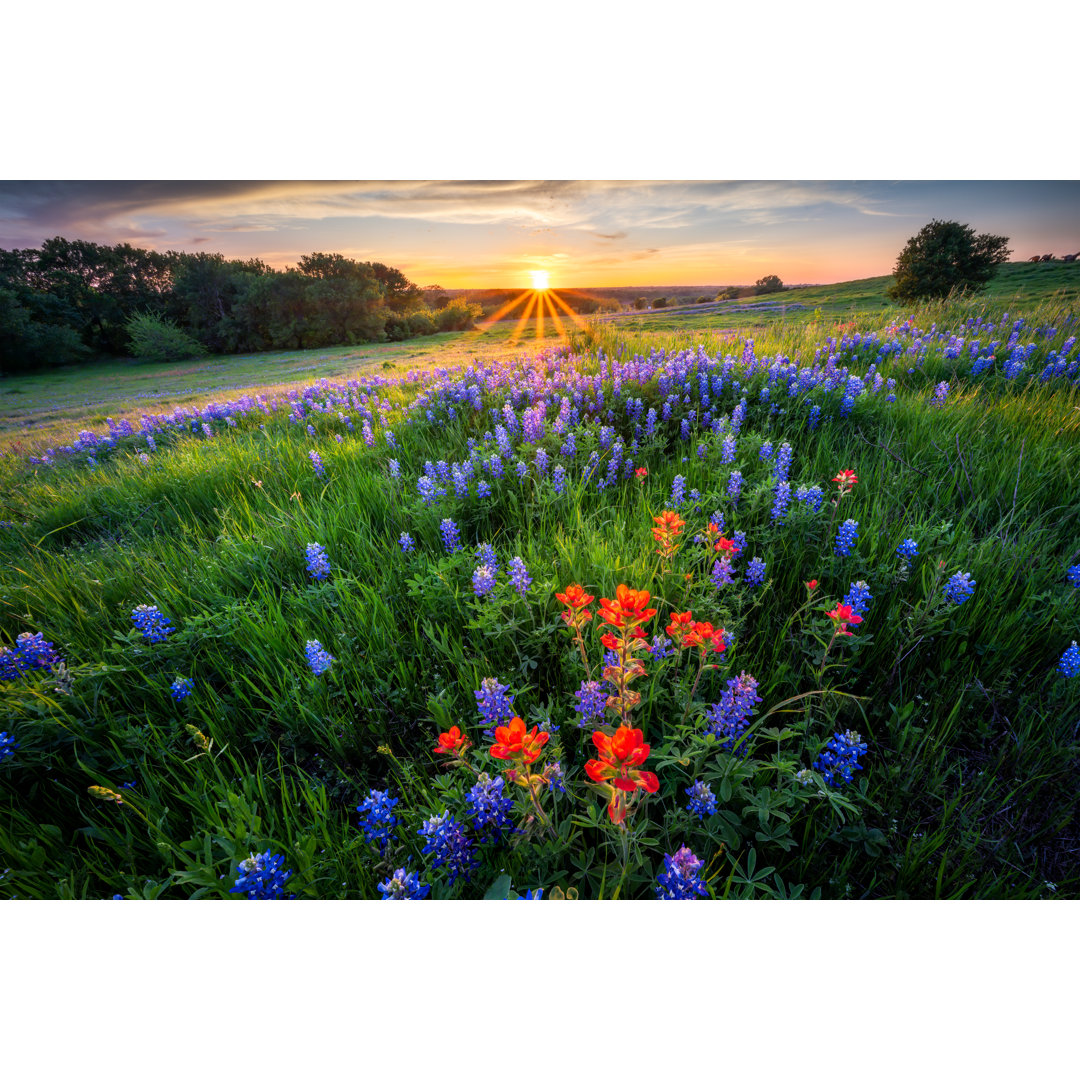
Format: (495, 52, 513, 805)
(0, 238, 481, 373)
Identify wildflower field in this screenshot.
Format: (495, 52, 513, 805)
(1, 289, 1078, 900)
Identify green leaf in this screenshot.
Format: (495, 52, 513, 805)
(483, 873, 512, 900)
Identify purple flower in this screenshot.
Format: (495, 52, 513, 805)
(308, 450, 325, 478)
(472, 563, 497, 598)
(745, 557, 766, 587)
(399, 532, 415, 553)
(440, 518, 463, 554)
(705, 671, 762, 756)
(648, 634, 673, 661)
(712, 556, 735, 589)
(475, 677, 515, 729)
(418, 812, 478, 885)
(465, 773, 516, 844)
(305, 542, 331, 581)
(378, 867, 430, 900)
(305, 639, 335, 676)
(655, 845, 708, 900)
(574, 679, 609, 727)
(686, 780, 717, 819)
(508, 557, 532, 595)
(727, 470, 743, 505)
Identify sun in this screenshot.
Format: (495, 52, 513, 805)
(530, 269, 550, 291)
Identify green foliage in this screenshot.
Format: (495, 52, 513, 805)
(755, 274, 784, 293)
(888, 219, 1011, 304)
(652, 297, 668, 308)
(126, 311, 208, 363)
(435, 297, 483, 331)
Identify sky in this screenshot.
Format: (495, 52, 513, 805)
(1, 180, 1076, 290)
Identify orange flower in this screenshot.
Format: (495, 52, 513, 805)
(682, 621, 727, 654)
(666, 610, 696, 645)
(556, 583, 595, 628)
(651, 510, 686, 558)
(434, 725, 471, 757)
(585, 726, 659, 822)
(598, 585, 657, 630)
(831, 469, 858, 486)
(490, 716, 549, 765)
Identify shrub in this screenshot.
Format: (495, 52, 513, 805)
(126, 311, 207, 363)
(652, 297, 668, 309)
(755, 275, 784, 294)
(888, 219, 1011, 304)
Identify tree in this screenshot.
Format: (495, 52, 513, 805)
(652, 297, 668, 308)
(888, 220, 1011, 303)
(633, 296, 648, 310)
(755, 274, 783, 294)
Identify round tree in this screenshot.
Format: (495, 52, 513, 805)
(888, 220, 1011, 303)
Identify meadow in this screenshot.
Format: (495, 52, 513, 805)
(1, 272, 1078, 900)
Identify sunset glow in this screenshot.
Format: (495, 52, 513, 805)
(530, 269, 550, 290)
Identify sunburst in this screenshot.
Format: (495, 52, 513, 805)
(469, 270, 597, 345)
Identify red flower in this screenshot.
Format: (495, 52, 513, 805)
(584, 725, 659, 822)
(826, 603, 863, 637)
(556, 583, 595, 627)
(635, 467, 648, 481)
(490, 716, 549, 765)
(806, 579, 818, 592)
(597, 585, 657, 630)
(831, 469, 858, 486)
(683, 621, 726, 654)
(714, 534, 740, 555)
(666, 610, 695, 645)
(434, 725, 471, 756)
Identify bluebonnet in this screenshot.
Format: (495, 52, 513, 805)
(508, 557, 532, 595)
(417, 475, 440, 505)
(896, 538, 919, 561)
(552, 465, 567, 494)
(131, 605, 174, 643)
(721, 434, 737, 464)
(685, 780, 717, 819)
(170, 676, 194, 701)
(472, 563, 497, 598)
(931, 381, 949, 407)
(309, 450, 325, 478)
(795, 484, 824, 513)
(518, 888, 545, 900)
(1066, 565, 1080, 588)
(574, 680, 609, 727)
(399, 532, 415, 553)
(356, 789, 399, 852)
(671, 474, 687, 506)
(476, 543, 497, 571)
(440, 519, 463, 553)
(534, 447, 549, 474)
(834, 519, 859, 557)
(759, 441, 774, 461)
(1058, 641, 1079, 678)
(305, 542, 331, 581)
(0, 632, 61, 678)
(477, 480, 492, 498)
(943, 571, 976, 605)
(545, 761, 566, 794)
(378, 867, 430, 900)
(842, 581, 873, 618)
(229, 850, 295, 899)
(813, 730, 868, 787)
(745, 557, 766, 587)
(774, 442, 793, 483)
(712, 557, 735, 588)
(808, 404, 821, 430)
(0, 731, 17, 763)
(465, 773, 516, 843)
(418, 812, 478, 884)
(305, 639, 335, 676)
(475, 677, 515, 728)
(649, 634, 673, 661)
(705, 672, 762, 756)
(727, 470, 743, 505)
(732, 530, 747, 555)
(655, 846, 709, 900)
(771, 480, 791, 521)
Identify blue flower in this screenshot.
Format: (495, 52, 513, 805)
(727, 470, 742, 505)
(931, 381, 949, 407)
(399, 532, 415, 553)
(813, 730, 868, 787)
(655, 846, 709, 900)
(686, 780, 717, 819)
(508, 557, 532, 596)
(648, 634, 673, 661)
(0, 731, 18, 763)
(943, 571, 976, 605)
(0, 632, 61, 679)
(896, 538, 919, 561)
(745, 557, 766, 587)
(378, 867, 430, 900)
(229, 850, 295, 899)
(308, 450, 326, 478)
(834, 519, 859, 558)
(1065, 565, 1080, 588)
(170, 676, 194, 701)
(476, 543, 497, 571)
(1059, 641, 1079, 679)
(305, 542, 331, 581)
(711, 556, 735, 589)
(440, 518, 463, 554)
(771, 480, 791, 522)
(305, 639, 335, 676)
(842, 581, 873, 618)
(356, 789, 399, 852)
(705, 671, 762, 756)
(464, 773, 516, 844)
(518, 888, 545, 900)
(131, 604, 174, 643)
(671, 474, 687, 506)
(418, 812, 478, 885)
(472, 563, 497, 598)
(574, 679, 609, 727)
(552, 465, 567, 494)
(475, 677, 515, 729)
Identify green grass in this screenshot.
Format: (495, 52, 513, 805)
(1, 274, 1078, 900)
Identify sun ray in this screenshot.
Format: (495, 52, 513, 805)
(509, 292, 538, 344)
(472, 289, 532, 334)
(536, 290, 544, 343)
(544, 291, 569, 340)
(548, 289, 588, 331)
